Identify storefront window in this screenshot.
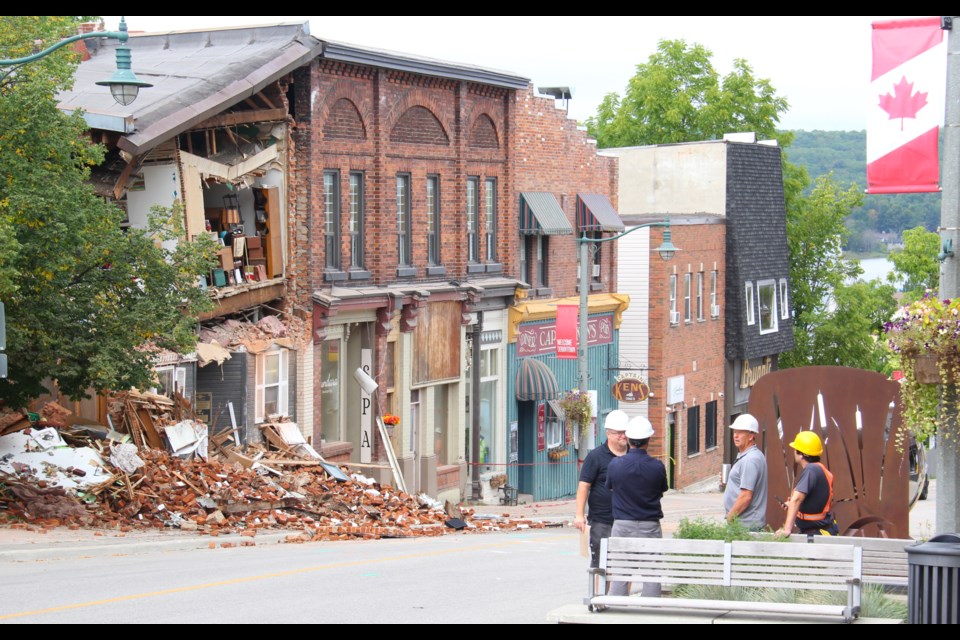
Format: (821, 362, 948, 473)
(321, 339, 341, 442)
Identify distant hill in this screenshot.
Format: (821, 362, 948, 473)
(784, 130, 940, 252)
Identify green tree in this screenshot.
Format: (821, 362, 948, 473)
(809, 280, 898, 372)
(585, 39, 792, 148)
(888, 226, 940, 300)
(780, 175, 885, 369)
(0, 16, 217, 408)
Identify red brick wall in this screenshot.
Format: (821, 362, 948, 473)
(512, 89, 619, 298)
(647, 222, 726, 489)
(292, 61, 516, 288)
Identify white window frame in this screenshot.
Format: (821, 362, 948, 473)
(151, 366, 187, 399)
(256, 348, 289, 422)
(757, 279, 779, 335)
(669, 274, 678, 325)
(696, 272, 704, 321)
(545, 411, 564, 449)
(745, 281, 755, 326)
(710, 270, 719, 318)
(779, 278, 789, 320)
(684, 273, 692, 323)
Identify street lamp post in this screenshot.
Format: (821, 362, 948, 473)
(0, 17, 151, 106)
(577, 218, 679, 393)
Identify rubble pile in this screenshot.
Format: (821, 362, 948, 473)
(0, 402, 547, 539)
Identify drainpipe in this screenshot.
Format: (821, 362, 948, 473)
(471, 311, 484, 500)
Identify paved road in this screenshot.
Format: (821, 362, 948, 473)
(0, 528, 583, 624)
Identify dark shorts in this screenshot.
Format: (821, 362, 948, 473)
(799, 521, 840, 536)
(589, 521, 612, 568)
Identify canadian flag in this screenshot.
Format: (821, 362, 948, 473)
(867, 17, 946, 194)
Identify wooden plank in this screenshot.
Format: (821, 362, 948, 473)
(607, 538, 726, 554)
(135, 407, 164, 450)
(192, 108, 287, 130)
(731, 540, 855, 560)
(263, 186, 283, 279)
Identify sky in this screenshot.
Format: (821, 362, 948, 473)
(105, 15, 919, 132)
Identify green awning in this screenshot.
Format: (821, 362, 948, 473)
(577, 193, 625, 233)
(516, 357, 560, 401)
(519, 192, 573, 236)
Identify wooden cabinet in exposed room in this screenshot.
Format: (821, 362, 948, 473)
(253, 187, 283, 279)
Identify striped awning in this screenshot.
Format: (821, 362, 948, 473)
(519, 192, 574, 236)
(516, 357, 561, 401)
(577, 193, 625, 233)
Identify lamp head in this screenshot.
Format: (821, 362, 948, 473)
(353, 367, 378, 395)
(655, 217, 679, 261)
(95, 17, 152, 106)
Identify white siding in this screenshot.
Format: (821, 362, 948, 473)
(617, 226, 650, 422)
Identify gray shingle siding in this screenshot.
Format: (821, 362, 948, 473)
(724, 143, 795, 360)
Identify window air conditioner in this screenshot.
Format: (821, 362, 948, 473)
(711, 304, 720, 317)
(670, 310, 680, 325)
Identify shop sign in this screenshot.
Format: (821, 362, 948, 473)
(612, 376, 650, 403)
(194, 392, 212, 424)
(537, 403, 545, 452)
(666, 375, 685, 405)
(739, 356, 773, 389)
(555, 305, 578, 359)
(359, 348, 373, 463)
(517, 314, 613, 357)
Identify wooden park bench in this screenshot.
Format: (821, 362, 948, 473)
(782, 533, 910, 588)
(586, 537, 863, 623)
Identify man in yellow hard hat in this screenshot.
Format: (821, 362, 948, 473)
(776, 431, 840, 536)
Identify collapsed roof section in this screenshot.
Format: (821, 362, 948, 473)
(59, 21, 529, 158)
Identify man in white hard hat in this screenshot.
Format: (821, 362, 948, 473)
(606, 415, 668, 597)
(722, 413, 768, 531)
(574, 409, 629, 571)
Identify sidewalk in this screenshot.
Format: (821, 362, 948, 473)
(0, 481, 939, 562)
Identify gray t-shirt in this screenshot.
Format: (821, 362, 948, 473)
(722, 445, 768, 529)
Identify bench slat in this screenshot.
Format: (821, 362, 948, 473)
(731, 540, 856, 560)
(589, 596, 852, 620)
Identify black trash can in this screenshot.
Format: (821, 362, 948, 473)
(906, 533, 960, 624)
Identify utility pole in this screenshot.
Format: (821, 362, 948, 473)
(938, 16, 959, 534)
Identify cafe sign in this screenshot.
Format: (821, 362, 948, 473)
(517, 314, 614, 357)
(612, 376, 650, 403)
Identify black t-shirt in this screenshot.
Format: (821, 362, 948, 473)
(579, 442, 617, 525)
(795, 462, 835, 532)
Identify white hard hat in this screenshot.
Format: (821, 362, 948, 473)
(729, 414, 760, 434)
(625, 416, 654, 440)
(604, 409, 629, 432)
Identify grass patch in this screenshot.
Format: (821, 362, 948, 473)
(672, 584, 906, 621)
(675, 517, 778, 542)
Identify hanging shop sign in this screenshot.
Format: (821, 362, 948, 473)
(537, 403, 546, 452)
(612, 376, 650, 403)
(517, 314, 613, 358)
(555, 305, 578, 359)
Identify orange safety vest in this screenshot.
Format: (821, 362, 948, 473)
(796, 462, 834, 522)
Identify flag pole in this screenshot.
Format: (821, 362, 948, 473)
(937, 15, 959, 534)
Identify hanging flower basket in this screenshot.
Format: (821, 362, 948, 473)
(913, 354, 943, 384)
(558, 389, 592, 440)
(884, 293, 960, 449)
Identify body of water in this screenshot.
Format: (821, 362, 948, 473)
(857, 256, 900, 287)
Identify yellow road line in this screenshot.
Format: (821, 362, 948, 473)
(1, 533, 572, 620)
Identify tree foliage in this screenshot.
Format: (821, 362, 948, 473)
(585, 39, 792, 148)
(0, 16, 217, 408)
(780, 175, 896, 370)
(888, 226, 940, 300)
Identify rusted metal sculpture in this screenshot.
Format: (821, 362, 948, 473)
(748, 366, 909, 539)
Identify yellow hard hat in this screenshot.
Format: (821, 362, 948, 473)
(789, 431, 823, 457)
